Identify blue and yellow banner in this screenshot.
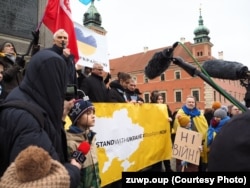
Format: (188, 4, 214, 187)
(74, 22, 110, 72)
(66, 103, 172, 187)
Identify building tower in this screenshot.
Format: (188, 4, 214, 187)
(83, 0, 107, 35)
(191, 7, 213, 60)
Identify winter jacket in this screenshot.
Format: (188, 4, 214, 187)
(47, 44, 77, 86)
(125, 89, 144, 102)
(80, 73, 109, 102)
(0, 49, 80, 188)
(0, 54, 24, 95)
(66, 127, 101, 188)
(207, 116, 230, 146)
(0, 81, 7, 103)
(108, 80, 127, 102)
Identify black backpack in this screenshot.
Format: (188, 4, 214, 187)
(0, 100, 44, 176)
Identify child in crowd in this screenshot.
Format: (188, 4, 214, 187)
(176, 115, 202, 172)
(67, 99, 101, 188)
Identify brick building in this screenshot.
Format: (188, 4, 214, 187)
(109, 9, 246, 111)
(0, 1, 246, 112)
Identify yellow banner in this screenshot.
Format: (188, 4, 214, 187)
(65, 103, 172, 187)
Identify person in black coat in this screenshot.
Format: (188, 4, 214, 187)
(0, 49, 81, 188)
(79, 63, 109, 102)
(125, 79, 144, 104)
(47, 29, 77, 87)
(108, 72, 131, 102)
(0, 41, 25, 96)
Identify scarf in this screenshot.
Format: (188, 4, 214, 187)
(0, 52, 16, 63)
(182, 105, 200, 118)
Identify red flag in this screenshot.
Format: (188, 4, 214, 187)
(42, 0, 79, 62)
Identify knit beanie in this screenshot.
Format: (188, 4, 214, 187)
(178, 115, 190, 127)
(214, 108, 227, 119)
(212, 101, 221, 110)
(69, 99, 94, 124)
(221, 105, 228, 113)
(208, 110, 250, 171)
(0, 145, 70, 188)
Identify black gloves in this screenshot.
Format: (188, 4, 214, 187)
(104, 73, 111, 84)
(32, 30, 40, 45)
(31, 30, 40, 56)
(16, 56, 25, 68)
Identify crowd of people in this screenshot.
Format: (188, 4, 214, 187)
(0, 28, 247, 188)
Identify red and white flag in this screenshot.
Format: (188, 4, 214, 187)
(42, 0, 79, 62)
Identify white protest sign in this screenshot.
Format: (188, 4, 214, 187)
(172, 127, 202, 165)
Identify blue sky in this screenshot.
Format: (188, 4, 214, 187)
(71, 0, 250, 68)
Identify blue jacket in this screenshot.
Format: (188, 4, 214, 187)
(207, 116, 230, 146)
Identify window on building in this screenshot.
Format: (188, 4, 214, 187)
(160, 73, 165, 81)
(175, 71, 180, 79)
(197, 51, 203, 56)
(213, 90, 216, 101)
(192, 89, 200, 102)
(144, 93, 150, 103)
(175, 91, 182, 102)
(144, 77, 148, 83)
(160, 92, 166, 103)
(132, 76, 137, 82)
